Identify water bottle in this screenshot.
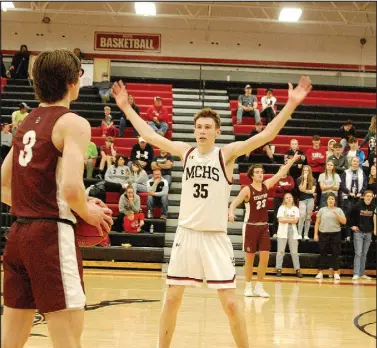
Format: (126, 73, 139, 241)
(147, 210, 152, 218)
(150, 224, 154, 234)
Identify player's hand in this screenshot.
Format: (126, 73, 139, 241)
(287, 76, 312, 106)
(228, 211, 236, 223)
(87, 197, 107, 209)
(112, 80, 130, 111)
(85, 200, 113, 235)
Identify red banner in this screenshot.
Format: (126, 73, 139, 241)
(94, 32, 161, 53)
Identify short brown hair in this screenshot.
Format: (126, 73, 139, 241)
(333, 142, 342, 149)
(193, 108, 221, 129)
(247, 164, 264, 180)
(32, 49, 81, 103)
(363, 190, 375, 196)
(255, 121, 263, 126)
(105, 136, 114, 143)
(312, 135, 320, 141)
(349, 137, 358, 144)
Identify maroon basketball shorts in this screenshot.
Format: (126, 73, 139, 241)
(3, 220, 86, 314)
(243, 224, 270, 253)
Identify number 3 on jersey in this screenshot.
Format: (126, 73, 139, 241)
(193, 183, 208, 198)
(19, 130, 36, 167)
(256, 199, 266, 210)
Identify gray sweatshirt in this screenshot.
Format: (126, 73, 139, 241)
(129, 170, 149, 187)
(119, 194, 141, 214)
(104, 165, 131, 185)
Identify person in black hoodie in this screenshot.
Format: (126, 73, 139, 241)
(350, 190, 376, 280)
(10, 44, 30, 79)
(339, 120, 356, 152)
(128, 137, 154, 171)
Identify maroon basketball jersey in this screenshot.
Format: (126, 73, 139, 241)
(11, 106, 77, 223)
(244, 183, 269, 224)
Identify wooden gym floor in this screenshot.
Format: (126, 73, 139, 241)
(1, 269, 376, 348)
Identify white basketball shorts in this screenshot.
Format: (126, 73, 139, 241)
(167, 226, 236, 289)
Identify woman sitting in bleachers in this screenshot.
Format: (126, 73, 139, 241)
(326, 139, 336, 159)
(113, 185, 141, 232)
(129, 160, 149, 194)
(297, 165, 317, 240)
(318, 160, 341, 208)
(104, 155, 131, 193)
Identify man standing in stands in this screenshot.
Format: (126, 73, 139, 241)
(327, 142, 347, 174)
(147, 96, 169, 136)
(339, 120, 356, 152)
(236, 84, 261, 125)
(9, 45, 30, 79)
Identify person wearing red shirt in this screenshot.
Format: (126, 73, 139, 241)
(307, 135, 326, 181)
(147, 96, 169, 136)
(123, 210, 145, 233)
(272, 173, 295, 238)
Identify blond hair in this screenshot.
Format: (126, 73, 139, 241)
(193, 108, 221, 129)
(104, 106, 111, 112)
(369, 116, 376, 133)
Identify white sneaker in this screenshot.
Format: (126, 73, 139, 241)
(297, 235, 302, 240)
(352, 275, 359, 281)
(334, 273, 341, 280)
(244, 284, 254, 297)
(253, 284, 270, 298)
(361, 275, 372, 280)
(272, 234, 277, 239)
(304, 236, 310, 241)
(315, 272, 323, 279)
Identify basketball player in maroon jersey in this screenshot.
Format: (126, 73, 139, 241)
(1, 50, 113, 348)
(229, 154, 300, 297)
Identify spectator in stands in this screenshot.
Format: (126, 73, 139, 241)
(147, 96, 169, 136)
(113, 185, 141, 232)
(11, 102, 31, 135)
(73, 48, 84, 60)
(327, 143, 347, 174)
(368, 165, 376, 197)
(261, 88, 277, 124)
(318, 161, 341, 208)
(297, 165, 316, 240)
(326, 139, 336, 159)
(97, 136, 117, 178)
(272, 172, 295, 238)
(340, 157, 368, 241)
(123, 210, 145, 233)
(101, 106, 118, 137)
(151, 149, 173, 187)
(284, 139, 306, 180)
(95, 72, 113, 104)
(339, 120, 356, 152)
(246, 122, 275, 163)
(1, 123, 12, 160)
(129, 137, 154, 172)
(0, 53, 6, 78)
(314, 193, 346, 281)
(345, 137, 365, 168)
(307, 135, 326, 181)
(147, 168, 169, 219)
(360, 116, 376, 159)
(104, 154, 131, 193)
(9, 45, 30, 79)
(236, 84, 260, 125)
(119, 95, 140, 137)
(129, 160, 149, 193)
(84, 141, 98, 179)
(350, 190, 376, 281)
(275, 193, 303, 278)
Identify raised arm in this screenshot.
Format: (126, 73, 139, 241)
(222, 77, 312, 162)
(228, 186, 250, 223)
(264, 154, 301, 190)
(112, 81, 190, 159)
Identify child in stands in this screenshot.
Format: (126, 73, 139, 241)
(123, 210, 145, 233)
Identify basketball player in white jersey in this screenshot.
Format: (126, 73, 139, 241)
(112, 77, 311, 348)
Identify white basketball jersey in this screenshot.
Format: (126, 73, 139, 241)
(178, 147, 233, 232)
